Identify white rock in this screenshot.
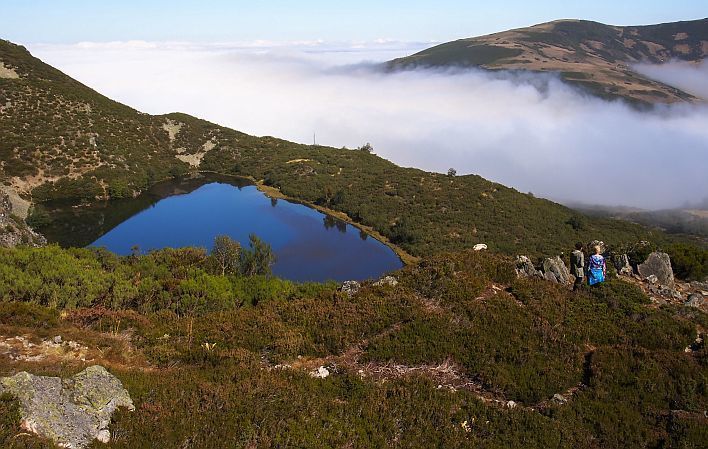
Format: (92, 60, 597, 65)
(310, 366, 330, 379)
(473, 244, 488, 251)
(96, 429, 110, 444)
(373, 276, 398, 287)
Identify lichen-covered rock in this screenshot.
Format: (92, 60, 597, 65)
(542, 256, 572, 284)
(637, 252, 674, 288)
(686, 293, 707, 310)
(0, 365, 134, 449)
(373, 276, 398, 287)
(515, 256, 542, 279)
(0, 192, 46, 248)
(339, 281, 361, 297)
(310, 366, 330, 379)
(612, 254, 634, 276)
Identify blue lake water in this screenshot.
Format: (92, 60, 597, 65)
(83, 181, 402, 282)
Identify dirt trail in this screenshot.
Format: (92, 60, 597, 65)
(270, 316, 593, 412)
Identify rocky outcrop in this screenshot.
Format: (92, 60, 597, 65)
(637, 252, 674, 288)
(0, 366, 134, 449)
(339, 281, 361, 297)
(373, 276, 398, 287)
(542, 256, 572, 284)
(516, 255, 574, 285)
(309, 366, 330, 379)
(612, 254, 634, 276)
(515, 256, 542, 279)
(0, 192, 46, 248)
(686, 293, 706, 310)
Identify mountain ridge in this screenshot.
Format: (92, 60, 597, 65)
(388, 18, 708, 104)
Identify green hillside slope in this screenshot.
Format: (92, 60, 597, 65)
(0, 39, 669, 259)
(0, 247, 705, 448)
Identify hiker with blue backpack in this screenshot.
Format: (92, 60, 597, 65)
(587, 244, 606, 286)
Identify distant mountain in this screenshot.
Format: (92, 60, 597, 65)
(0, 39, 674, 257)
(572, 202, 708, 240)
(388, 18, 708, 104)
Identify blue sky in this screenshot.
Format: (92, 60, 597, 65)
(3, 0, 706, 43)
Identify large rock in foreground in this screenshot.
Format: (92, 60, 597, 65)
(0, 365, 134, 449)
(515, 256, 542, 279)
(0, 192, 46, 248)
(637, 252, 674, 288)
(542, 256, 572, 284)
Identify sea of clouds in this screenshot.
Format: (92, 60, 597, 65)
(29, 41, 708, 210)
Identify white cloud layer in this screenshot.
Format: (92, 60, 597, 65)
(634, 61, 708, 101)
(30, 41, 708, 210)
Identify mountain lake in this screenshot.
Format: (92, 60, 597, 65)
(35, 175, 403, 283)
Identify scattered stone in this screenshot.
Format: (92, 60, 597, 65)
(686, 293, 707, 309)
(0, 335, 90, 363)
(650, 296, 667, 305)
(684, 333, 704, 353)
(542, 256, 572, 284)
(473, 244, 488, 251)
(552, 393, 568, 405)
(637, 252, 674, 288)
(0, 366, 134, 449)
(613, 254, 634, 276)
(373, 276, 398, 287)
(689, 280, 708, 292)
(506, 400, 517, 409)
(646, 274, 659, 284)
(339, 281, 361, 297)
(515, 256, 542, 279)
(310, 366, 330, 379)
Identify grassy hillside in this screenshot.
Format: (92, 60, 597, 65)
(0, 39, 672, 259)
(388, 18, 708, 104)
(0, 246, 705, 448)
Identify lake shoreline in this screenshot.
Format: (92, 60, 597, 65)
(195, 171, 419, 266)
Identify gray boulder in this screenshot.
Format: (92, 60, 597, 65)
(0, 193, 11, 217)
(0, 365, 134, 449)
(339, 281, 361, 297)
(515, 256, 542, 279)
(637, 252, 674, 288)
(542, 256, 572, 284)
(686, 293, 707, 309)
(373, 276, 398, 287)
(612, 254, 634, 276)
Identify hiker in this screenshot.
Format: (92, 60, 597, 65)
(570, 242, 585, 290)
(587, 245, 606, 286)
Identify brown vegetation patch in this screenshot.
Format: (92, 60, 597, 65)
(674, 44, 691, 55)
(0, 61, 19, 79)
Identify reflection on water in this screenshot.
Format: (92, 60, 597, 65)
(37, 175, 402, 282)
